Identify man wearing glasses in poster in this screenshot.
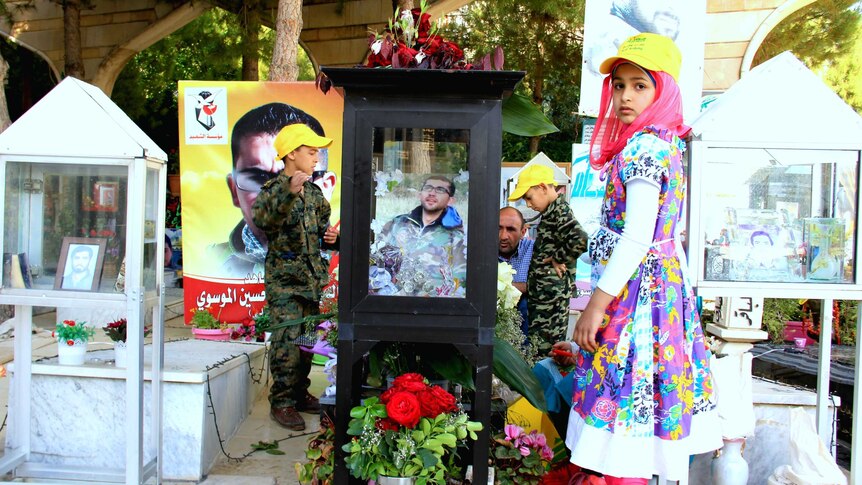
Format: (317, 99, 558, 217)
(210, 103, 335, 279)
(370, 175, 467, 297)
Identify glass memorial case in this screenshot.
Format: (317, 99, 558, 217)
(687, 144, 862, 299)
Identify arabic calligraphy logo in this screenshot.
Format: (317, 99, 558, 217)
(192, 90, 218, 131)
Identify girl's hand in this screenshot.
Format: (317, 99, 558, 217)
(550, 341, 576, 366)
(543, 257, 568, 278)
(289, 171, 309, 194)
(573, 308, 603, 353)
(323, 225, 339, 244)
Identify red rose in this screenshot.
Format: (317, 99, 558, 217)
(66, 340, 74, 346)
(394, 42, 418, 67)
(390, 373, 427, 393)
(366, 52, 391, 68)
(421, 36, 442, 57)
(385, 391, 422, 428)
(418, 385, 457, 418)
(376, 417, 399, 432)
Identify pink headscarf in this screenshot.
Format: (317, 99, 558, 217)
(589, 59, 690, 171)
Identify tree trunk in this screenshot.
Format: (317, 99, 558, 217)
(241, 0, 261, 81)
(0, 50, 11, 133)
(62, 0, 85, 79)
(269, 0, 302, 82)
(396, 0, 415, 11)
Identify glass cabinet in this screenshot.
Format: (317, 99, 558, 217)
(687, 143, 862, 299)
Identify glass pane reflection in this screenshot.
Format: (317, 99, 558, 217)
(368, 128, 469, 297)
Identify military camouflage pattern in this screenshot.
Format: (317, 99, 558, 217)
(370, 206, 467, 297)
(527, 196, 588, 358)
(252, 175, 336, 407)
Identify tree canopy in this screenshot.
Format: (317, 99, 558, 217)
(440, 0, 585, 163)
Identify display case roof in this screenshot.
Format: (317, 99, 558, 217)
(0, 77, 167, 161)
(689, 52, 862, 148)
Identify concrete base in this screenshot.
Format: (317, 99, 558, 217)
(6, 339, 269, 481)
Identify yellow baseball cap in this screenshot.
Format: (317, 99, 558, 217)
(508, 165, 555, 201)
(599, 32, 682, 82)
(273, 123, 333, 161)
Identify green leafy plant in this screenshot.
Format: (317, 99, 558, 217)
(343, 373, 482, 484)
(102, 318, 152, 343)
(189, 307, 224, 330)
(295, 415, 336, 484)
(492, 424, 555, 485)
(54, 319, 95, 345)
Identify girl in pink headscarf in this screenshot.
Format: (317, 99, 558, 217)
(558, 33, 722, 484)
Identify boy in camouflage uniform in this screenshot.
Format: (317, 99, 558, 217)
(252, 124, 339, 430)
(508, 165, 588, 359)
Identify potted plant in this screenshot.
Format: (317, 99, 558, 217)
(54, 319, 95, 365)
(342, 372, 483, 484)
(490, 424, 555, 485)
(295, 414, 336, 485)
(189, 307, 230, 341)
(103, 318, 152, 368)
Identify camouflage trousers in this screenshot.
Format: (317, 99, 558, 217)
(527, 274, 574, 360)
(268, 297, 316, 409)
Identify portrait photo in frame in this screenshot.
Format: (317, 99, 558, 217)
(54, 237, 107, 291)
(86, 181, 119, 212)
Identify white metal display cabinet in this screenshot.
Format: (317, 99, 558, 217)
(0, 77, 166, 484)
(685, 52, 862, 484)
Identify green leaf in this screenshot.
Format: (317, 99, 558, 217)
(493, 336, 547, 412)
(265, 448, 286, 455)
(502, 93, 560, 137)
(421, 345, 475, 388)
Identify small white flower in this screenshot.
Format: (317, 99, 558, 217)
(415, 51, 426, 63)
(371, 39, 383, 55)
(496, 262, 521, 310)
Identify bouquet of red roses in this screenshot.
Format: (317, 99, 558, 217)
(364, 0, 502, 70)
(343, 373, 482, 483)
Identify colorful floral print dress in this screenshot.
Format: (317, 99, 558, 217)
(566, 126, 722, 480)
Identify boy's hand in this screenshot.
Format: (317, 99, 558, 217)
(543, 257, 567, 278)
(289, 171, 309, 194)
(323, 225, 339, 244)
(573, 309, 602, 353)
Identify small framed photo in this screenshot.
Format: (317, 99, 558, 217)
(86, 181, 119, 212)
(54, 237, 107, 291)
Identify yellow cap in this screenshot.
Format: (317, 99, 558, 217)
(599, 32, 682, 82)
(508, 165, 555, 201)
(273, 124, 333, 161)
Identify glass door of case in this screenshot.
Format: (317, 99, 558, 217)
(368, 128, 470, 298)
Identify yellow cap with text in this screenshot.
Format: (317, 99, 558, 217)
(599, 32, 682, 82)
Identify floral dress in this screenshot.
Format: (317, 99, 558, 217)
(566, 126, 722, 480)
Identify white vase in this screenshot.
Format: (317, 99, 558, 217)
(712, 439, 749, 485)
(57, 340, 87, 365)
(374, 477, 415, 485)
(114, 341, 127, 368)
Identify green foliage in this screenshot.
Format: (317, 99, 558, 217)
(762, 298, 805, 343)
(252, 305, 272, 335)
(111, 6, 315, 157)
(295, 416, 336, 484)
(102, 318, 152, 343)
(822, 18, 862, 113)
(190, 307, 224, 329)
(55, 320, 95, 344)
(440, 0, 584, 161)
(493, 336, 547, 413)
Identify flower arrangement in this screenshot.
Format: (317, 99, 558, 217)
(364, 0, 502, 70)
(102, 318, 152, 343)
(343, 373, 482, 483)
(495, 262, 539, 365)
(54, 319, 95, 346)
(231, 316, 257, 342)
(491, 424, 555, 485)
(189, 307, 224, 330)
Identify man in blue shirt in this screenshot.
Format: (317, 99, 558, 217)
(498, 206, 534, 336)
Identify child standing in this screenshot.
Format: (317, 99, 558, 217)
(508, 164, 588, 359)
(567, 33, 722, 483)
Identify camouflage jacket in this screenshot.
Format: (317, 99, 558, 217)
(371, 206, 467, 297)
(252, 175, 337, 304)
(528, 196, 588, 291)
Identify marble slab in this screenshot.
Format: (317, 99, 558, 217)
(6, 339, 269, 481)
(689, 377, 839, 485)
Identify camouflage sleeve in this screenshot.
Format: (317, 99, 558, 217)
(318, 194, 339, 251)
(251, 174, 299, 233)
(551, 201, 588, 265)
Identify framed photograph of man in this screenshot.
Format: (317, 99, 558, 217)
(54, 237, 107, 291)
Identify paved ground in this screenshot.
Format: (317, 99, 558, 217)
(0, 287, 324, 484)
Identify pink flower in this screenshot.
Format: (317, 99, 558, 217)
(518, 445, 531, 457)
(504, 424, 523, 442)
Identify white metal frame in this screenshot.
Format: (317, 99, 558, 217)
(0, 155, 166, 484)
(687, 139, 862, 485)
